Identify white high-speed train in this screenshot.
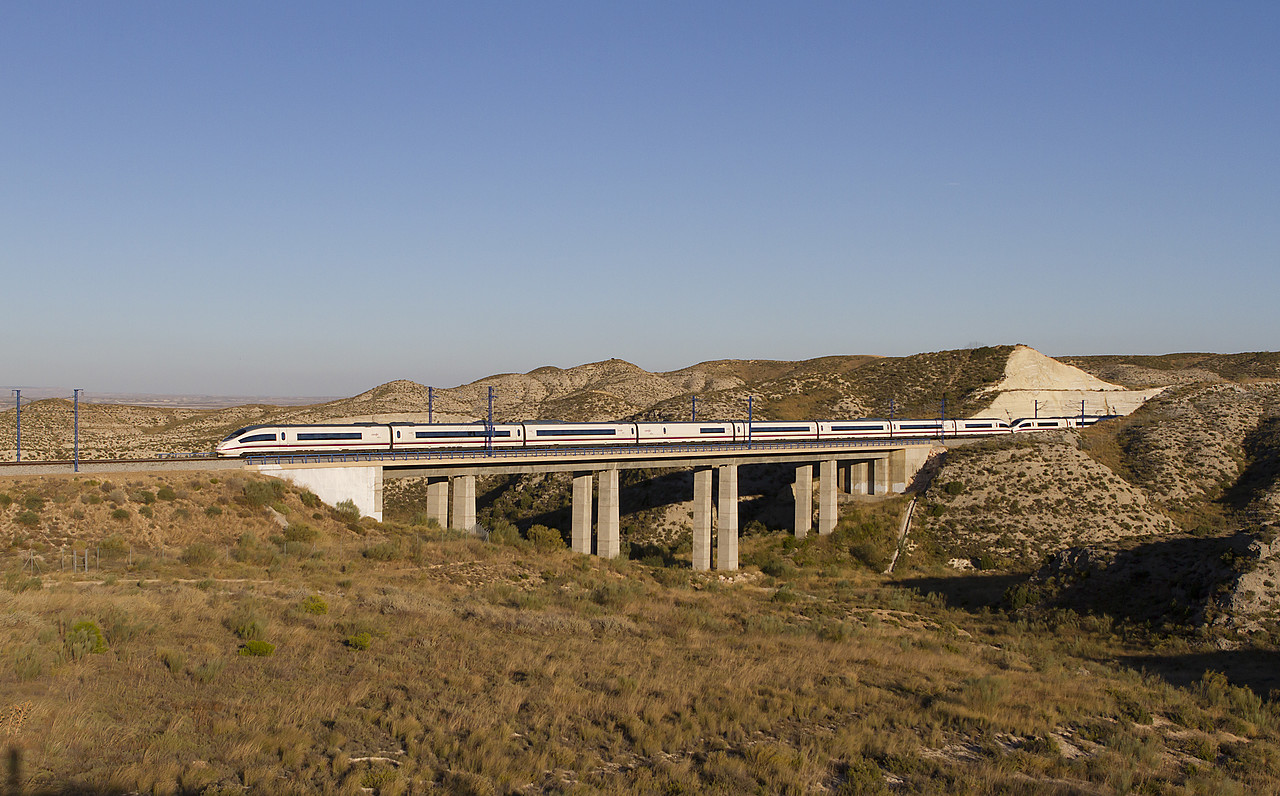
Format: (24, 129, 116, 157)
(214, 415, 1116, 457)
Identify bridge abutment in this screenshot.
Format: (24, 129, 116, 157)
(256, 464, 384, 522)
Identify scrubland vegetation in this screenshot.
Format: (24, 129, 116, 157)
(4, 472, 1280, 794)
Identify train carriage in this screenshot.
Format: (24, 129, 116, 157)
(744, 421, 819, 442)
(952, 418, 1012, 435)
(216, 423, 392, 456)
(635, 422, 741, 444)
(819, 420, 893, 439)
(390, 422, 524, 450)
(522, 422, 639, 447)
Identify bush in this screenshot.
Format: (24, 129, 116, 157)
(132, 490, 156, 505)
(301, 595, 328, 615)
(299, 490, 321, 509)
(23, 495, 45, 512)
(334, 499, 361, 522)
(489, 520, 523, 547)
(224, 605, 268, 641)
(180, 543, 217, 566)
(100, 535, 128, 556)
(66, 620, 108, 659)
(943, 480, 966, 496)
(156, 486, 177, 501)
(204, 505, 223, 518)
(110, 508, 130, 521)
(243, 480, 285, 508)
(362, 541, 399, 561)
(239, 640, 275, 657)
(138, 506, 154, 519)
(284, 522, 317, 543)
(345, 632, 372, 651)
(527, 524, 565, 551)
(15, 511, 39, 528)
(0, 494, 11, 508)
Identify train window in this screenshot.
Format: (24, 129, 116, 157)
(240, 433, 278, 443)
(415, 430, 511, 438)
(831, 424, 885, 431)
(297, 432, 364, 441)
(898, 423, 940, 430)
(536, 428, 616, 436)
(699, 427, 726, 433)
(752, 425, 809, 433)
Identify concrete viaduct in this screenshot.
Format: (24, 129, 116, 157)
(247, 440, 935, 572)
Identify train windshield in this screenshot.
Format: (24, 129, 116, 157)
(222, 427, 253, 442)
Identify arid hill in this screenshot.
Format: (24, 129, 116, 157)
(1, 345, 1170, 460)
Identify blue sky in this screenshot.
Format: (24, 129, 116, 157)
(3, 2, 1277, 396)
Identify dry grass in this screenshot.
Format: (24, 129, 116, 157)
(2, 473, 1280, 793)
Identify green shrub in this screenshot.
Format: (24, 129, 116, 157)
(66, 620, 108, 659)
(239, 640, 275, 657)
(180, 543, 217, 566)
(0, 494, 11, 508)
(334, 499, 361, 522)
(204, 505, 223, 518)
(362, 541, 399, 561)
(100, 535, 128, 556)
(489, 520, 523, 547)
(284, 522, 317, 543)
(345, 632, 372, 651)
(527, 524, 565, 551)
(943, 480, 966, 496)
(156, 486, 177, 501)
(299, 490, 321, 509)
(23, 495, 45, 511)
(224, 605, 268, 641)
(110, 508, 130, 521)
(301, 595, 328, 615)
(15, 511, 39, 528)
(138, 506, 154, 519)
(132, 490, 156, 505)
(243, 480, 285, 508)
(230, 533, 279, 566)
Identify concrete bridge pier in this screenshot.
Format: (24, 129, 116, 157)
(597, 468, 620, 559)
(717, 464, 739, 571)
(451, 475, 476, 532)
(693, 467, 713, 571)
(819, 459, 838, 534)
(793, 464, 812, 539)
(571, 472, 594, 554)
(426, 477, 449, 527)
